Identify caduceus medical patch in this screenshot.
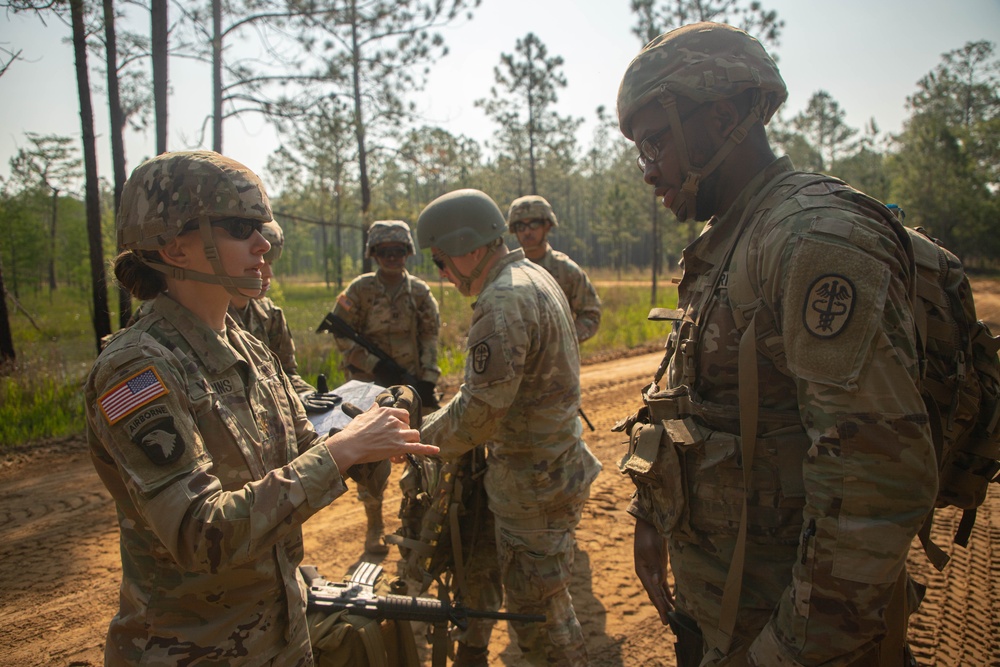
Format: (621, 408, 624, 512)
(472, 341, 491, 374)
(803, 274, 856, 338)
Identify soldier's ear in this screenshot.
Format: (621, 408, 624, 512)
(158, 234, 197, 269)
(708, 99, 741, 140)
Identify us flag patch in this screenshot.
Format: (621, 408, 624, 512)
(99, 367, 169, 425)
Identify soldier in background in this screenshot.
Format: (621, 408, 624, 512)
(416, 189, 601, 667)
(85, 150, 433, 665)
(506, 195, 602, 343)
(227, 220, 336, 414)
(614, 23, 936, 666)
(330, 220, 441, 554)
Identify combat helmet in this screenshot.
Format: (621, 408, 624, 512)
(366, 220, 415, 258)
(416, 189, 506, 295)
(507, 195, 558, 231)
(261, 221, 284, 263)
(616, 23, 787, 222)
(616, 22, 786, 140)
(416, 189, 506, 257)
(117, 150, 272, 295)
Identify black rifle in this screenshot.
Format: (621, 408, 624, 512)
(317, 312, 439, 408)
(300, 562, 544, 631)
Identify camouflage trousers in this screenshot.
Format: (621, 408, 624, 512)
(451, 493, 503, 649)
(496, 498, 589, 667)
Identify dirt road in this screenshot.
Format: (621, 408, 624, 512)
(3, 275, 1000, 666)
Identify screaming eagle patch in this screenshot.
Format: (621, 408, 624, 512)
(803, 274, 856, 338)
(132, 416, 185, 465)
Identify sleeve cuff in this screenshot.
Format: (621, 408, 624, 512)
(289, 443, 348, 509)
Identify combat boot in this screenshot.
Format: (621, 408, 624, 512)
(453, 642, 489, 667)
(364, 499, 388, 555)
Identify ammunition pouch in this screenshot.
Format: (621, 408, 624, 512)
(617, 384, 810, 544)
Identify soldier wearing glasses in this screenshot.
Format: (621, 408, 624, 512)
(330, 219, 442, 554)
(506, 195, 602, 344)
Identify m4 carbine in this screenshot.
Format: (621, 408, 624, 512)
(300, 562, 544, 630)
(317, 312, 439, 408)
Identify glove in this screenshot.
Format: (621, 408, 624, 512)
(300, 391, 342, 414)
(374, 385, 423, 429)
(414, 380, 439, 409)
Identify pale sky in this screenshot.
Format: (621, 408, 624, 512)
(1, 0, 998, 194)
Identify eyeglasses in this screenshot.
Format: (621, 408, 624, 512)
(431, 254, 447, 271)
(185, 218, 263, 240)
(635, 125, 674, 171)
(635, 103, 705, 171)
(511, 219, 546, 233)
(374, 246, 407, 259)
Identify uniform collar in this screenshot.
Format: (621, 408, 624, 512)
(151, 294, 244, 375)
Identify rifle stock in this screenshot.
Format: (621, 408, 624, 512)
(301, 562, 544, 630)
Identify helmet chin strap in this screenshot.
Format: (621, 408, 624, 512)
(140, 217, 263, 297)
(442, 244, 498, 295)
(661, 93, 768, 222)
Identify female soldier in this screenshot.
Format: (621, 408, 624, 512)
(86, 150, 436, 665)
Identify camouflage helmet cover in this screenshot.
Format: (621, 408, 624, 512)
(366, 220, 415, 257)
(261, 221, 284, 263)
(507, 195, 558, 231)
(416, 189, 506, 257)
(616, 22, 787, 140)
(117, 150, 273, 251)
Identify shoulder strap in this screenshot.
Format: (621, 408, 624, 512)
(727, 172, 846, 331)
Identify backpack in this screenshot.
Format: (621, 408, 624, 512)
(725, 173, 1000, 571)
(893, 215, 1000, 568)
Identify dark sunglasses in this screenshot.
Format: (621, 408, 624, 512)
(374, 246, 407, 259)
(184, 218, 263, 240)
(511, 219, 546, 233)
(431, 254, 447, 270)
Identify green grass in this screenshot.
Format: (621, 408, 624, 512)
(1, 273, 676, 448)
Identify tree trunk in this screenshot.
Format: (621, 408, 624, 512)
(71, 0, 112, 354)
(152, 0, 168, 154)
(650, 190, 658, 307)
(212, 0, 223, 152)
(350, 0, 372, 274)
(0, 258, 15, 367)
(48, 186, 58, 293)
(106, 0, 132, 328)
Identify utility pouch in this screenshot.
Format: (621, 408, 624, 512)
(619, 415, 705, 535)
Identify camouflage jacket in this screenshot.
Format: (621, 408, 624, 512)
(532, 246, 602, 343)
(628, 157, 937, 665)
(230, 296, 314, 395)
(421, 249, 602, 518)
(332, 270, 441, 384)
(86, 294, 348, 666)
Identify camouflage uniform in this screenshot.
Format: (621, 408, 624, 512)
(420, 248, 602, 666)
(507, 195, 602, 343)
(230, 297, 314, 395)
(615, 23, 937, 667)
(87, 294, 347, 665)
(532, 247, 602, 343)
(331, 272, 441, 385)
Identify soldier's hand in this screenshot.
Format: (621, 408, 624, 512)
(375, 385, 422, 429)
(324, 402, 437, 471)
(634, 516, 674, 625)
(300, 391, 342, 414)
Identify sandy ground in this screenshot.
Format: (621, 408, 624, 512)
(2, 281, 1000, 667)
